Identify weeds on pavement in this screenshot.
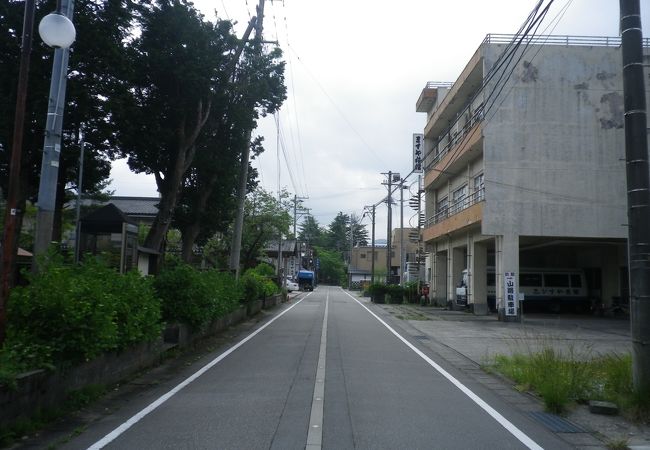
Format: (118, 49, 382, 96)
(490, 338, 649, 420)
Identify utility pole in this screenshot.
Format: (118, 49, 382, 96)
(382, 172, 399, 283)
(0, 0, 36, 344)
(229, 0, 265, 279)
(364, 205, 376, 285)
(620, 0, 650, 395)
(292, 194, 309, 237)
(348, 214, 354, 289)
(33, 0, 75, 260)
(399, 179, 405, 286)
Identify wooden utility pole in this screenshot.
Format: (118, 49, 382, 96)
(0, 0, 36, 344)
(620, 0, 650, 395)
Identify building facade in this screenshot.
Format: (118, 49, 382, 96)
(417, 34, 649, 316)
(348, 227, 421, 288)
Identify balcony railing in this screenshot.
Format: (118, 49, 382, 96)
(425, 81, 454, 89)
(426, 187, 484, 228)
(482, 33, 650, 48)
(423, 102, 484, 172)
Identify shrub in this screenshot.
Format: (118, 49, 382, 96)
(2, 256, 162, 375)
(240, 264, 279, 303)
(404, 282, 419, 303)
(154, 258, 243, 331)
(239, 270, 263, 304)
(366, 283, 387, 303)
(386, 285, 404, 304)
(203, 270, 242, 317)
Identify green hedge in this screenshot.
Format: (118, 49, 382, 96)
(240, 264, 278, 304)
(154, 258, 242, 331)
(1, 256, 162, 376)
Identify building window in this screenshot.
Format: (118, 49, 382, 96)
(360, 253, 366, 259)
(474, 173, 484, 201)
(451, 184, 468, 214)
(436, 196, 448, 213)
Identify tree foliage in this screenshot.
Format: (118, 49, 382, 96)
(298, 215, 326, 248)
(201, 187, 291, 270)
(314, 246, 346, 286)
(1, 0, 135, 245)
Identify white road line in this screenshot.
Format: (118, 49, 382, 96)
(306, 292, 329, 450)
(343, 290, 544, 450)
(87, 294, 311, 450)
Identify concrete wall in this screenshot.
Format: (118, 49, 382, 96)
(481, 44, 631, 239)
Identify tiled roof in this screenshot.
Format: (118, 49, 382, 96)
(108, 197, 159, 217)
(263, 239, 298, 254)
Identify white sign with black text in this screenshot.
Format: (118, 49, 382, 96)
(412, 133, 423, 173)
(504, 272, 518, 316)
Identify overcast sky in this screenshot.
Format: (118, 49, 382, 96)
(108, 0, 650, 240)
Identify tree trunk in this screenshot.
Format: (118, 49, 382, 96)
(144, 101, 211, 254)
(144, 175, 180, 253)
(180, 221, 201, 263)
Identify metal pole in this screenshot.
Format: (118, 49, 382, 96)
(33, 0, 76, 260)
(0, 0, 36, 344)
(620, 0, 650, 394)
(74, 126, 85, 263)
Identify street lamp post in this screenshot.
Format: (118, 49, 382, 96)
(33, 0, 76, 260)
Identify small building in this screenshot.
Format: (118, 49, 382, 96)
(262, 239, 299, 279)
(78, 204, 140, 274)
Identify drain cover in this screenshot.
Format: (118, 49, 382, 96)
(529, 412, 585, 433)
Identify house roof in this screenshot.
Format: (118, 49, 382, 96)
(263, 239, 298, 255)
(107, 197, 159, 217)
(80, 203, 136, 233)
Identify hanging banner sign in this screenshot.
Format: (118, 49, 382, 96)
(504, 272, 518, 316)
(413, 133, 423, 173)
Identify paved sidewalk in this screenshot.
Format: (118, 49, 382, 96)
(371, 300, 631, 365)
(358, 294, 650, 450)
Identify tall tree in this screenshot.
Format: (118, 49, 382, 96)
(349, 213, 369, 247)
(298, 215, 326, 248)
(238, 188, 291, 270)
(326, 212, 350, 253)
(114, 0, 237, 253)
(174, 37, 286, 261)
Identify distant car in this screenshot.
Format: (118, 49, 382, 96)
(286, 279, 299, 292)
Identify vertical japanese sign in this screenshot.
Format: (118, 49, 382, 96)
(413, 133, 423, 173)
(504, 272, 517, 316)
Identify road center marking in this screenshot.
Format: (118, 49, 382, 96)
(343, 290, 543, 450)
(87, 294, 311, 449)
(306, 292, 329, 450)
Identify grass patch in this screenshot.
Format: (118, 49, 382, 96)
(491, 348, 649, 420)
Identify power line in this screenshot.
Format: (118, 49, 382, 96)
(287, 43, 387, 166)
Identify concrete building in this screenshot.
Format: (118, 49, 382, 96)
(416, 34, 650, 316)
(348, 227, 420, 288)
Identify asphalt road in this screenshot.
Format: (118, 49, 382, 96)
(60, 286, 574, 450)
